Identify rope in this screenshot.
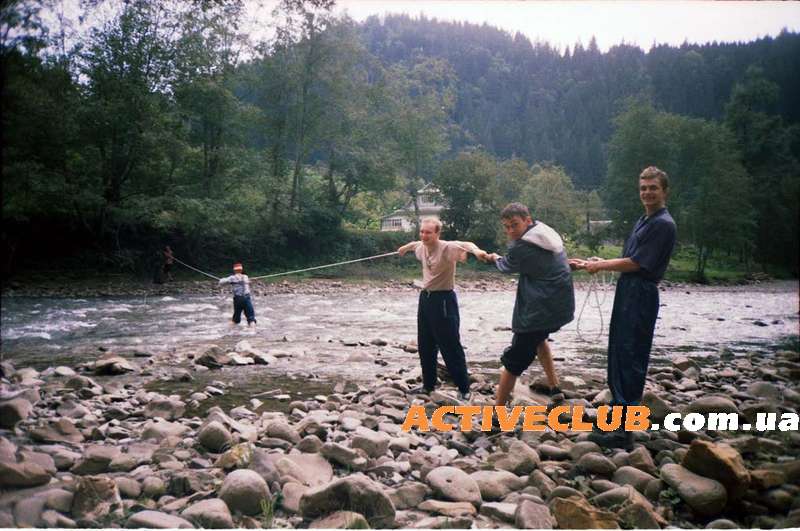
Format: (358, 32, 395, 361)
(250, 251, 399, 280)
(172, 257, 221, 281)
(575, 269, 611, 343)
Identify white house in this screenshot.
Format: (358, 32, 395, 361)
(380, 183, 445, 232)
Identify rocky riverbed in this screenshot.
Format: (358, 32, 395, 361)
(1, 337, 799, 529)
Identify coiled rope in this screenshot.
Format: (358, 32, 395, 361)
(575, 269, 612, 343)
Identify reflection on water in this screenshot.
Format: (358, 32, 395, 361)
(2, 283, 798, 386)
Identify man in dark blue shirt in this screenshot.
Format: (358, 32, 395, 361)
(571, 166, 677, 449)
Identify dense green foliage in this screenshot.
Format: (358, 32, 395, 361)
(2, 1, 798, 279)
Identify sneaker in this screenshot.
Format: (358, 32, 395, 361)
(409, 385, 433, 395)
(587, 429, 634, 451)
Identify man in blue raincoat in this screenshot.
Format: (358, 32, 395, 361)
(571, 166, 677, 449)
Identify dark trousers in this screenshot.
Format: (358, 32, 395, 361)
(417, 290, 471, 394)
(607, 274, 659, 407)
(232, 295, 256, 324)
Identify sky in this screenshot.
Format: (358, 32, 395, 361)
(246, 0, 800, 52)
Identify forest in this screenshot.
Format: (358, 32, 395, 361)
(2, 0, 798, 280)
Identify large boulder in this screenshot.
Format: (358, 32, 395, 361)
(0, 398, 33, 428)
(660, 463, 727, 517)
(218, 469, 270, 516)
(426, 466, 482, 506)
(682, 439, 750, 500)
(182, 498, 234, 528)
(299, 474, 395, 528)
(125, 510, 194, 528)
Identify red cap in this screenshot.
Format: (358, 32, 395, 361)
(233, 263, 243, 271)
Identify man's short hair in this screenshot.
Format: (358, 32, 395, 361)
(420, 217, 442, 233)
(639, 166, 669, 191)
(501, 202, 531, 220)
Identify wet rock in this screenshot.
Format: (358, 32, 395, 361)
(427, 466, 482, 505)
(351, 427, 390, 458)
(196, 347, 230, 368)
(142, 418, 189, 441)
(144, 397, 186, 420)
(71, 444, 121, 475)
(299, 474, 396, 528)
(30, 418, 84, 444)
(94, 354, 137, 375)
(480, 501, 517, 522)
(470, 470, 526, 501)
(182, 498, 234, 528)
(549, 495, 618, 529)
(0, 459, 51, 488)
(218, 469, 270, 516)
(199, 421, 232, 453)
(125, 510, 194, 528)
(682, 439, 750, 500)
(417, 500, 477, 517)
(72, 475, 123, 521)
(612, 466, 656, 494)
(577, 453, 618, 475)
(661, 463, 727, 517)
(309, 511, 369, 529)
(489, 440, 540, 474)
(516, 499, 555, 528)
(0, 398, 33, 428)
(275, 453, 333, 488)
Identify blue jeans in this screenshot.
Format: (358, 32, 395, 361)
(232, 295, 256, 324)
(417, 290, 471, 394)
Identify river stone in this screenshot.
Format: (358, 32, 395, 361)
(145, 397, 186, 420)
(309, 511, 369, 529)
(480, 501, 517, 522)
(199, 421, 232, 453)
(746, 381, 782, 401)
(125, 510, 194, 528)
(427, 466, 482, 505)
(299, 474, 396, 528)
(642, 391, 674, 422)
(489, 440, 540, 474)
(0, 398, 32, 428)
(196, 347, 230, 368)
(71, 444, 121, 475)
(389, 482, 430, 509)
(321, 442, 368, 471)
(577, 453, 618, 475)
(617, 498, 663, 528)
(275, 453, 333, 487)
(684, 396, 740, 415)
(750, 468, 786, 490)
(591, 485, 653, 510)
(40, 509, 76, 529)
(549, 495, 618, 529)
(673, 356, 701, 372)
(266, 420, 301, 444)
(216, 442, 254, 470)
(0, 459, 51, 488)
(682, 439, 750, 500)
(529, 469, 557, 498)
(351, 426, 391, 458)
(628, 446, 658, 476)
(470, 470, 526, 501)
(14, 496, 47, 527)
(142, 476, 167, 498)
(570, 441, 602, 461)
(218, 469, 270, 516)
(45, 488, 74, 512)
(115, 477, 142, 499)
(30, 418, 84, 444)
(706, 519, 740, 529)
(661, 463, 727, 517)
(282, 482, 308, 513)
(297, 435, 323, 453)
(94, 355, 137, 375)
(612, 466, 656, 494)
(72, 475, 123, 521)
(56, 399, 90, 419)
(142, 418, 189, 441)
(182, 498, 234, 528)
(516, 500, 555, 528)
(418, 500, 477, 517)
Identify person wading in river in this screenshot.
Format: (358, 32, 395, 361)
(218, 263, 257, 327)
(398, 218, 489, 401)
(570, 166, 677, 449)
(484, 203, 575, 410)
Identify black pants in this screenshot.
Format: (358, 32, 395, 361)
(501, 329, 555, 376)
(232, 295, 256, 324)
(607, 275, 659, 407)
(417, 290, 471, 394)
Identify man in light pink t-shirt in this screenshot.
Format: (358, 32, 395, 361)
(398, 218, 488, 401)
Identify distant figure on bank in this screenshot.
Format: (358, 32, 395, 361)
(162, 246, 175, 281)
(484, 203, 575, 408)
(570, 166, 676, 449)
(397, 218, 489, 401)
(218, 263, 257, 327)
